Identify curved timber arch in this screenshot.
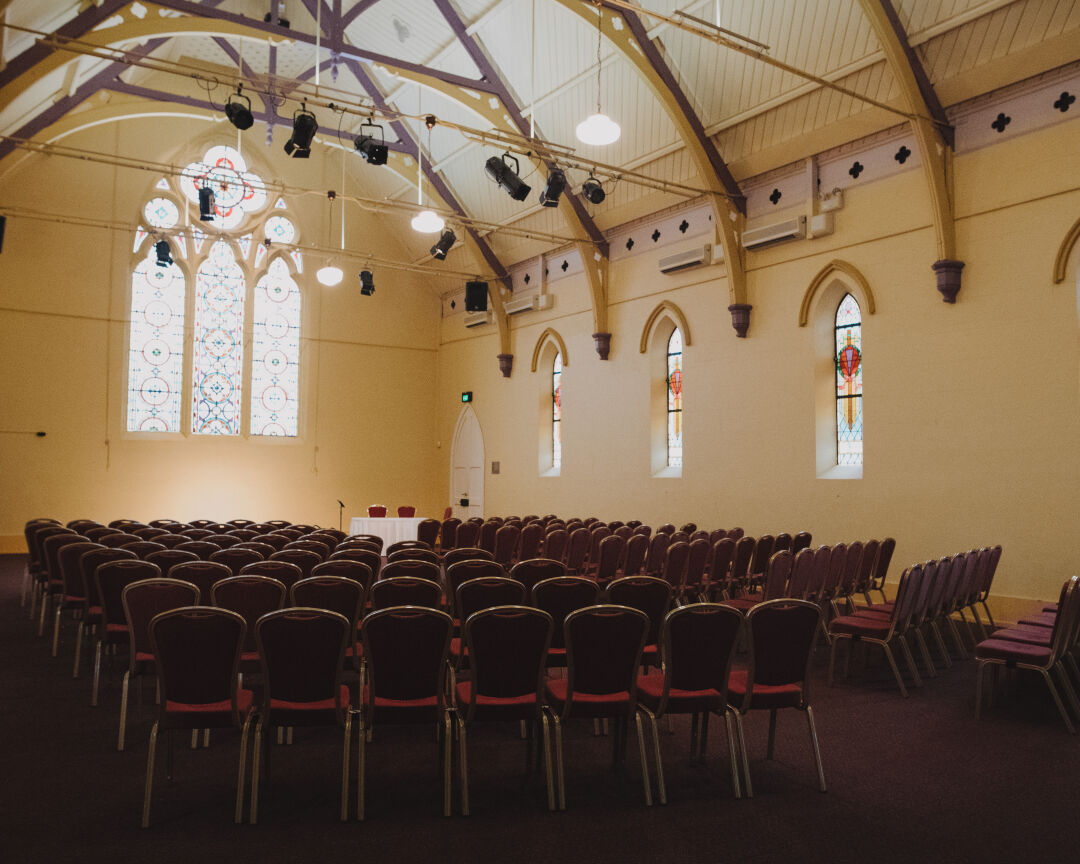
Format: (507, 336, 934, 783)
(799, 260, 877, 327)
(1053, 216, 1080, 284)
(640, 301, 692, 353)
(530, 328, 569, 373)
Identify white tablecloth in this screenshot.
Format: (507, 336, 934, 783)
(348, 516, 425, 546)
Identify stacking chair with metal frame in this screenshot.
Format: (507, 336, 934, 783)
(312, 559, 375, 593)
(166, 560, 232, 606)
(369, 576, 443, 610)
(74, 547, 137, 680)
(92, 559, 162, 707)
(290, 576, 365, 674)
(268, 548, 322, 582)
(531, 576, 601, 669)
(210, 575, 287, 673)
(50, 539, 103, 658)
(387, 548, 440, 565)
(209, 546, 265, 575)
(607, 576, 672, 671)
(238, 559, 304, 591)
(509, 558, 566, 597)
(449, 576, 526, 672)
(380, 559, 441, 584)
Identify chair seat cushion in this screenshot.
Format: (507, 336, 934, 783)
(858, 602, 894, 613)
(990, 628, 1052, 647)
(726, 596, 758, 611)
(636, 670, 724, 714)
(165, 688, 254, 727)
(1042, 604, 1059, 613)
(727, 668, 803, 710)
(368, 688, 441, 723)
(829, 614, 893, 637)
(1017, 615, 1055, 628)
(270, 684, 352, 714)
(456, 681, 539, 720)
(545, 678, 631, 718)
(975, 638, 1052, 664)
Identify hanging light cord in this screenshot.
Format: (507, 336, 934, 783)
(595, 5, 602, 115)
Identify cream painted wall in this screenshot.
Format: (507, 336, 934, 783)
(435, 118, 1080, 612)
(0, 118, 445, 544)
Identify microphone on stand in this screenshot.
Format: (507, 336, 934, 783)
(337, 500, 346, 532)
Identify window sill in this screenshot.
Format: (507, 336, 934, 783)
(540, 467, 561, 478)
(653, 465, 682, 479)
(818, 464, 862, 480)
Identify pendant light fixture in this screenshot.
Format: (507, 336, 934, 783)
(576, 5, 620, 147)
(316, 190, 343, 286)
(411, 110, 445, 234)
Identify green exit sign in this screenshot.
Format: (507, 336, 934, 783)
(461, 391, 473, 403)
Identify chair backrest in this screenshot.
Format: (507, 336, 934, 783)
(57, 541, 104, 598)
(361, 607, 453, 712)
(945, 551, 977, 612)
(773, 533, 793, 554)
(792, 531, 813, 554)
(509, 558, 567, 595)
(100, 532, 143, 549)
(387, 547, 440, 565)
(656, 603, 744, 713)
(763, 549, 795, 600)
(586, 526, 613, 567)
(211, 575, 287, 652)
(894, 564, 925, 629)
(633, 524, 652, 538)
(740, 599, 822, 708)
(978, 545, 1003, 599)
(24, 521, 63, 569)
(594, 534, 626, 583)
(518, 522, 544, 561)
(787, 547, 815, 599)
(748, 534, 775, 578)
(439, 518, 461, 550)
(397, 505, 417, 518)
(174, 540, 222, 560)
(386, 539, 432, 556)
(227, 528, 260, 542)
(250, 533, 289, 550)
(532, 576, 601, 651)
(311, 559, 374, 591)
(367, 505, 387, 518)
(123, 541, 171, 561)
(369, 576, 443, 610)
(446, 559, 504, 613)
(683, 538, 711, 592)
(910, 559, 938, 625)
(925, 555, 952, 619)
(620, 533, 649, 577)
(644, 532, 671, 576)
(563, 605, 649, 709)
(478, 520, 500, 553)
(141, 547, 194, 568)
(493, 524, 521, 566)
(822, 542, 847, 600)
(132, 526, 168, 540)
(232, 541, 276, 557)
(96, 559, 163, 627)
(731, 535, 755, 585)
(805, 545, 832, 602)
(123, 577, 201, 664)
(268, 548, 322, 581)
(42, 532, 86, 582)
(564, 528, 590, 572)
(838, 540, 864, 599)
(208, 546, 265, 575)
(455, 521, 480, 549)
(456, 576, 526, 623)
(705, 538, 736, 594)
(151, 607, 245, 720)
(462, 606, 552, 717)
(606, 576, 672, 648)
(238, 559, 305, 590)
(381, 559, 441, 584)
(442, 547, 494, 568)
(661, 541, 691, 590)
(853, 538, 880, 594)
(257, 608, 350, 718)
(165, 560, 232, 603)
(283, 539, 330, 560)
(79, 547, 137, 608)
(417, 518, 440, 547)
(83, 526, 121, 544)
(542, 529, 569, 563)
(871, 537, 896, 588)
(180, 527, 215, 540)
(669, 531, 691, 546)
(658, 523, 676, 535)
(291, 576, 364, 631)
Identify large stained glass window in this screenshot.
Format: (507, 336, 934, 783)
(127, 253, 186, 431)
(835, 293, 863, 466)
(192, 241, 246, 435)
(250, 257, 301, 436)
(179, 145, 266, 230)
(552, 352, 562, 471)
(667, 328, 683, 468)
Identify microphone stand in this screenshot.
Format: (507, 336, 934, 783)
(338, 500, 345, 532)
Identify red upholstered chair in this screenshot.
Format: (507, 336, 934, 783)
(380, 559, 441, 584)
(792, 531, 813, 555)
(637, 603, 745, 803)
(446, 560, 505, 620)
(620, 533, 649, 579)
(443, 547, 493, 568)
(358, 606, 454, 819)
(283, 539, 331, 561)
(703, 537, 736, 601)
(397, 506, 417, 518)
(455, 521, 480, 549)
(773, 533, 793, 554)
(542, 529, 569, 564)
(174, 540, 223, 560)
(291, 576, 365, 672)
(417, 518, 440, 548)
(679, 538, 711, 604)
(74, 547, 137, 680)
(973, 545, 1003, 630)
(531, 576, 601, 669)
(593, 534, 626, 586)
(454, 606, 555, 814)
(584, 526, 612, 574)
(607, 576, 672, 671)
(545, 605, 652, 808)
(37, 532, 85, 635)
(337, 538, 382, 555)
(367, 505, 388, 518)
(728, 599, 827, 797)
(564, 528, 590, 575)
(50, 540, 103, 659)
(238, 559, 304, 592)
(449, 576, 526, 670)
(369, 576, 444, 611)
(250, 533, 289, 551)
(787, 548, 816, 600)
(831, 540, 864, 617)
(119, 578, 201, 750)
(518, 522, 544, 562)
(268, 548, 322, 582)
(22, 521, 70, 610)
(643, 532, 670, 578)
(851, 538, 880, 607)
(312, 559, 375, 593)
(142, 606, 253, 827)
(659, 541, 691, 595)
(209, 547, 265, 576)
(210, 575, 287, 672)
(439, 517, 461, 551)
(252, 608, 353, 822)
(868, 536, 896, 602)
(92, 559, 162, 707)
(746, 535, 775, 593)
(510, 558, 566, 597)
(329, 548, 382, 582)
(165, 561, 232, 607)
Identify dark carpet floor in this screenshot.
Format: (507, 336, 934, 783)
(1, 554, 1072, 864)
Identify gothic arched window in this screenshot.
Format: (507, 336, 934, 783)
(552, 352, 562, 471)
(835, 293, 863, 465)
(666, 327, 683, 468)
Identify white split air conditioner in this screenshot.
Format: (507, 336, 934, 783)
(742, 215, 806, 249)
(504, 293, 556, 315)
(658, 244, 712, 275)
(464, 311, 493, 328)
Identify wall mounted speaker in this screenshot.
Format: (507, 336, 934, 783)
(465, 281, 488, 312)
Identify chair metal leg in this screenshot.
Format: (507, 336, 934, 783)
(73, 621, 84, 678)
(20, 566, 30, 608)
(689, 712, 699, 758)
(634, 710, 652, 807)
(442, 711, 453, 817)
(357, 712, 366, 821)
(340, 710, 352, 821)
(805, 706, 827, 792)
(457, 713, 470, 816)
(643, 709, 666, 805)
(733, 713, 752, 798)
(119, 671, 131, 751)
(51, 605, 63, 657)
(979, 599, 996, 630)
(141, 722, 159, 828)
(541, 712, 555, 811)
(235, 713, 252, 824)
(827, 635, 841, 686)
(250, 718, 264, 824)
(28, 580, 38, 621)
(551, 712, 566, 810)
(930, 621, 953, 668)
(881, 642, 909, 698)
(38, 591, 50, 637)
(766, 708, 777, 760)
(1053, 663, 1080, 722)
(1040, 669, 1076, 734)
(91, 640, 103, 706)
(913, 628, 938, 677)
(968, 604, 988, 642)
(723, 712, 741, 799)
(946, 615, 969, 659)
(898, 635, 923, 687)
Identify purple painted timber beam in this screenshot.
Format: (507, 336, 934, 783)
(607, 2, 745, 214)
(432, 0, 607, 250)
(342, 0, 385, 30)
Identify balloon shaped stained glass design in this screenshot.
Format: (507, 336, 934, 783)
(126, 254, 186, 431)
(835, 293, 863, 466)
(250, 258, 300, 436)
(552, 352, 562, 470)
(192, 241, 246, 435)
(666, 328, 683, 469)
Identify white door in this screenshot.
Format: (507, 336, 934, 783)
(450, 405, 484, 520)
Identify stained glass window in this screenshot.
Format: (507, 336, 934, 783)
(264, 215, 296, 245)
(133, 225, 148, 254)
(552, 352, 562, 470)
(191, 241, 246, 435)
(667, 328, 683, 468)
(250, 258, 301, 437)
(144, 197, 179, 229)
(835, 294, 863, 466)
(180, 145, 267, 230)
(126, 253, 185, 432)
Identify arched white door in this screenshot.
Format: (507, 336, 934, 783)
(450, 405, 484, 520)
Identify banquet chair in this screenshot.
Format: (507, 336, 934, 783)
(541, 529, 569, 563)
(83, 526, 121, 543)
(564, 528, 590, 575)
(658, 523, 676, 535)
(100, 533, 142, 549)
(37, 532, 85, 635)
(166, 561, 232, 606)
(518, 522, 544, 562)
(312, 559, 375, 593)
(585, 526, 613, 574)
(250, 533, 288, 551)
(145, 550, 200, 576)
(643, 532, 670, 578)
(283, 539, 331, 561)
(367, 506, 388, 518)
(545, 605, 652, 808)
(449, 576, 525, 669)
(455, 521, 480, 549)
(174, 540, 222, 560)
(620, 533, 649, 578)
(232, 541, 276, 558)
(187, 519, 216, 529)
(454, 606, 555, 814)
(386, 539, 432, 556)
(787, 548, 816, 600)
(746, 535, 776, 592)
(594, 534, 626, 586)
(703, 537, 736, 601)
(151, 533, 191, 549)
(369, 576, 444, 610)
(50, 540, 102, 658)
(637, 603, 744, 803)
(142, 607, 253, 827)
(358, 606, 454, 819)
(772, 533, 793, 554)
(92, 559, 162, 707)
(510, 558, 567, 597)
(388, 548, 440, 565)
(291, 576, 365, 675)
(210, 575, 287, 674)
(443, 547, 494, 568)
(831, 540, 865, 617)
(439, 518, 461, 551)
(268, 548, 321, 582)
(851, 538, 881, 607)
(380, 559, 440, 584)
(606, 576, 672, 671)
(728, 599, 827, 797)
(238, 559, 304, 591)
(659, 541, 691, 596)
(446, 560, 505, 621)
(868, 537, 896, 602)
(119, 578, 200, 750)
(397, 506, 417, 518)
(478, 520, 500, 554)
(252, 608, 353, 822)
(204, 534, 240, 549)
(679, 538, 711, 604)
(417, 518, 440, 548)
(132, 527, 168, 540)
(792, 531, 813, 555)
(180, 528, 215, 540)
(209, 547, 265, 576)
(226, 529, 260, 542)
(531, 576, 601, 668)
(73, 547, 137, 679)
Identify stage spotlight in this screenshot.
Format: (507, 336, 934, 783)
(430, 229, 456, 260)
(485, 152, 531, 202)
(284, 104, 318, 158)
(538, 168, 567, 207)
(225, 85, 254, 130)
(155, 239, 173, 267)
(354, 121, 388, 165)
(198, 186, 216, 221)
(582, 175, 606, 205)
(359, 270, 375, 296)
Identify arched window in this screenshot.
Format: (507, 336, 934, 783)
(552, 352, 562, 471)
(835, 294, 863, 465)
(666, 327, 683, 468)
(126, 146, 303, 437)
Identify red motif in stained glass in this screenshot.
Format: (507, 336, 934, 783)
(837, 344, 860, 380)
(554, 385, 561, 409)
(669, 368, 682, 397)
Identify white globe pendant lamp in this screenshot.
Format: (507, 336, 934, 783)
(411, 209, 445, 233)
(576, 8, 620, 147)
(316, 265, 343, 286)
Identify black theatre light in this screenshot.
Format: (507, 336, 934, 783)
(538, 168, 567, 207)
(485, 152, 531, 202)
(198, 185, 216, 221)
(284, 104, 318, 158)
(582, 174, 606, 205)
(154, 239, 173, 267)
(225, 85, 254, 130)
(359, 269, 375, 296)
(430, 229, 456, 260)
(354, 121, 388, 166)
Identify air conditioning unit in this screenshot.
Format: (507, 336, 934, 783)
(464, 311, 492, 328)
(533, 293, 554, 311)
(504, 295, 535, 315)
(658, 244, 712, 275)
(743, 215, 806, 249)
